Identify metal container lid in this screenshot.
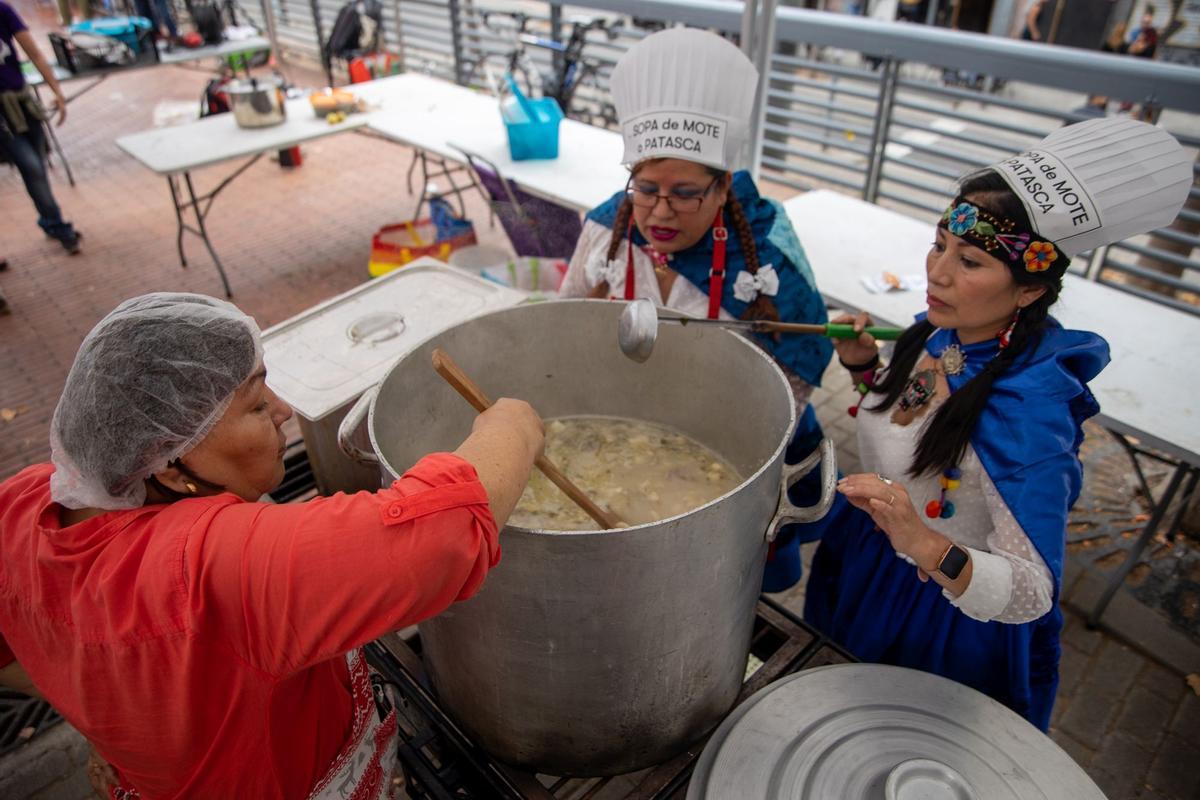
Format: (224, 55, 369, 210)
(687, 664, 1105, 800)
(262, 262, 524, 421)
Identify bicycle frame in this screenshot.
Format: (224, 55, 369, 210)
(465, 10, 616, 125)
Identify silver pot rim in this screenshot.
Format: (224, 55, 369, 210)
(365, 299, 800, 537)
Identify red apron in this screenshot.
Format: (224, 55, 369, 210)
(109, 649, 399, 800)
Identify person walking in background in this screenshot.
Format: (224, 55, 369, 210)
(0, 0, 82, 255)
(1020, 0, 1047, 40)
(1102, 21, 1129, 54)
(1122, 8, 1160, 118)
(1127, 8, 1159, 57)
(1080, 22, 1129, 116)
(134, 0, 180, 42)
(54, 0, 90, 27)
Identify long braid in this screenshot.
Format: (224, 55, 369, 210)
(589, 196, 634, 299)
(726, 194, 780, 323)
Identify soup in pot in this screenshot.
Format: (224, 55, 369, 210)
(510, 416, 742, 531)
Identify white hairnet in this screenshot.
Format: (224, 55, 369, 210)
(50, 293, 263, 510)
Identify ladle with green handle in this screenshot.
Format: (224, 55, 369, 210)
(618, 299, 903, 363)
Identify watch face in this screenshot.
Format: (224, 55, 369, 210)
(939, 544, 969, 580)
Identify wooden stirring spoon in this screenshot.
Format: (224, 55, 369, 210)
(431, 348, 626, 530)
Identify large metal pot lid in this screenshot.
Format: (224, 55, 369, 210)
(687, 664, 1105, 800)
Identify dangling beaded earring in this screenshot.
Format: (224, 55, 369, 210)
(925, 467, 961, 520)
(998, 309, 1020, 350)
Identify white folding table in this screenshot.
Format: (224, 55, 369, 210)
(357, 73, 626, 214)
(20, 35, 271, 188)
(784, 189, 1200, 624)
(116, 98, 368, 296)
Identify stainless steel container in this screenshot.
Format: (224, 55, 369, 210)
(261, 261, 523, 495)
(227, 75, 287, 128)
(337, 300, 835, 775)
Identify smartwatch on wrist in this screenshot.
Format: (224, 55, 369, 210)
(935, 543, 969, 580)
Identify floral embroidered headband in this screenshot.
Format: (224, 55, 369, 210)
(938, 196, 1070, 277)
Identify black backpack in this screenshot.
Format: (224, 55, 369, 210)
(188, 1, 224, 45)
(322, 0, 382, 69)
(200, 77, 232, 117)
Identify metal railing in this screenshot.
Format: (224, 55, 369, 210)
(193, 0, 1200, 313)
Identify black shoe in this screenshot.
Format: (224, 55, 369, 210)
(60, 232, 83, 255)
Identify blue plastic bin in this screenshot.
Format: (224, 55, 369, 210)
(500, 80, 562, 161)
(69, 16, 153, 54)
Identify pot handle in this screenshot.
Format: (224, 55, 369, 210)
(766, 437, 837, 542)
(337, 386, 381, 465)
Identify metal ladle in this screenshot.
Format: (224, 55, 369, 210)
(618, 299, 904, 363)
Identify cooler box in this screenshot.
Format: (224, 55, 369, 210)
(261, 259, 525, 495)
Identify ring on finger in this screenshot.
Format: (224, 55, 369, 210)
(877, 473, 894, 486)
(887, 493, 896, 505)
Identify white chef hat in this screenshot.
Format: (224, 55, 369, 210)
(609, 27, 759, 172)
(990, 118, 1192, 258)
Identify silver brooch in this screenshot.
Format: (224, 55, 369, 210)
(939, 344, 966, 376)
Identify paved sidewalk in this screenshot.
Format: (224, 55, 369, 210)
(1, 0, 1197, 795)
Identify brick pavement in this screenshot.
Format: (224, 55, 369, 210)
(2, 1, 1198, 796)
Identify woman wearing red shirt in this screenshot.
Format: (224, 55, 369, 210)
(0, 293, 544, 799)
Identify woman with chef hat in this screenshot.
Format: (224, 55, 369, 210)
(559, 27, 832, 590)
(805, 117, 1191, 730)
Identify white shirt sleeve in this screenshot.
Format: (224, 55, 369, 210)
(559, 219, 613, 298)
(945, 471, 1055, 624)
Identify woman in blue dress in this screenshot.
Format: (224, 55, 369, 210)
(560, 28, 831, 588)
(804, 117, 1191, 729)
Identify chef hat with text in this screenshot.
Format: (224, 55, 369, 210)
(940, 118, 1191, 277)
(990, 118, 1192, 258)
(609, 27, 759, 172)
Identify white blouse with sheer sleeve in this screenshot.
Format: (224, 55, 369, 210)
(559, 219, 734, 321)
(856, 394, 1055, 624)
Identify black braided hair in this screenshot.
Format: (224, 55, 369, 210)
(725, 192, 780, 323)
(868, 170, 1063, 478)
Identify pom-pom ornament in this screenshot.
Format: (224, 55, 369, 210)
(927, 468, 960, 520)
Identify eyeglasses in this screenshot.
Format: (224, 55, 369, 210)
(625, 176, 719, 213)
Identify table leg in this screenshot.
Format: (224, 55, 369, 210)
(412, 152, 430, 219)
(1087, 462, 1191, 627)
(405, 148, 420, 195)
(29, 84, 76, 187)
(161, 157, 261, 297)
(183, 172, 234, 298)
(42, 119, 76, 187)
(167, 175, 188, 268)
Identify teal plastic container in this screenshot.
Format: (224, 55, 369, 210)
(501, 77, 562, 161)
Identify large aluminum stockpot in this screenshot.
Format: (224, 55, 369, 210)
(337, 300, 835, 775)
